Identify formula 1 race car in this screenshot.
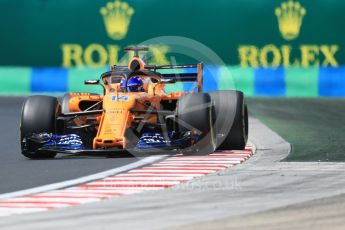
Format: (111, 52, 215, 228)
(20, 47, 248, 159)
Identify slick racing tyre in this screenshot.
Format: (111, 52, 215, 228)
(20, 95, 60, 159)
(209, 90, 248, 150)
(60, 93, 72, 113)
(177, 93, 216, 155)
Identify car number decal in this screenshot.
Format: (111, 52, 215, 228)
(111, 95, 129, 101)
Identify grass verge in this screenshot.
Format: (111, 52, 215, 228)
(247, 98, 345, 162)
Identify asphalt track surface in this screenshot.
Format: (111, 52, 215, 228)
(0, 97, 138, 194)
(1, 117, 345, 230)
(170, 192, 345, 230)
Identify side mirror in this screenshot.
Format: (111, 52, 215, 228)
(84, 79, 105, 95)
(161, 79, 176, 84)
(84, 79, 100, 85)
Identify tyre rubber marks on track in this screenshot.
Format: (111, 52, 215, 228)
(0, 146, 253, 216)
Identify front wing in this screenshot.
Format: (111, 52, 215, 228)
(22, 132, 194, 157)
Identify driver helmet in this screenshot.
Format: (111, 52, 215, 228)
(120, 77, 144, 92)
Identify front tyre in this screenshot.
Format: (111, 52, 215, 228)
(209, 90, 248, 150)
(20, 95, 60, 159)
(176, 93, 216, 155)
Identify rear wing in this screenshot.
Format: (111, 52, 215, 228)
(145, 63, 204, 93)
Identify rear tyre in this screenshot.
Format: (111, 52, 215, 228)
(177, 93, 216, 155)
(61, 93, 71, 113)
(209, 90, 248, 150)
(20, 96, 60, 159)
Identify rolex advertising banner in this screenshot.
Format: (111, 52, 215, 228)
(0, 0, 344, 96)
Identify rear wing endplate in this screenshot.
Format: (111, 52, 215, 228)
(145, 63, 203, 92)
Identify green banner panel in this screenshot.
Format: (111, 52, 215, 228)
(0, 68, 31, 95)
(223, 66, 254, 96)
(0, 0, 344, 69)
(285, 67, 319, 97)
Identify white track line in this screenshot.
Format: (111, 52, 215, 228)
(83, 182, 181, 189)
(31, 193, 114, 199)
(0, 203, 70, 209)
(128, 169, 215, 174)
(0, 146, 254, 217)
(0, 208, 47, 216)
(0, 155, 165, 200)
(3, 197, 101, 204)
(102, 176, 190, 181)
(140, 166, 228, 170)
(162, 160, 242, 164)
(59, 189, 143, 195)
(165, 158, 244, 162)
(72, 186, 163, 191)
(153, 162, 234, 166)
(124, 172, 207, 176)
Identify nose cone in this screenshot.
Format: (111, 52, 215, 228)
(93, 93, 136, 149)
